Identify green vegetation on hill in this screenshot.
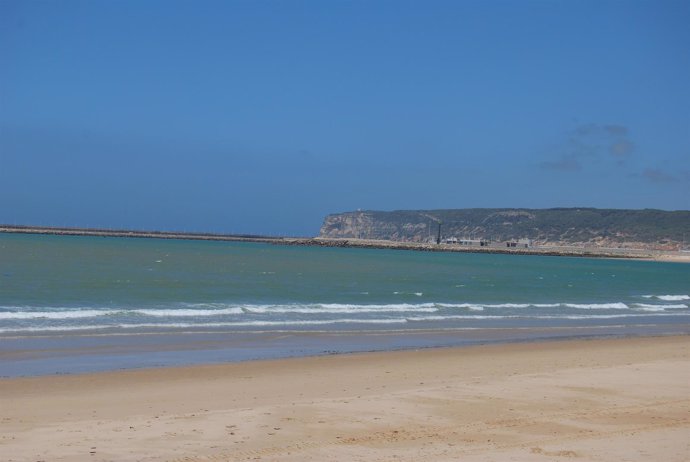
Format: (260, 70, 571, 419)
(320, 208, 690, 248)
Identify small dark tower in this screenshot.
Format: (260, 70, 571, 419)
(436, 222, 442, 244)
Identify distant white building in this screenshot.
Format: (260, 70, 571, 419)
(507, 238, 532, 248)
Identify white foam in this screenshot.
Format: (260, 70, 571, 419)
(632, 306, 666, 312)
(657, 295, 690, 301)
(633, 303, 687, 311)
(563, 303, 629, 310)
(434, 303, 563, 309)
(190, 318, 408, 327)
(558, 314, 637, 319)
(0, 318, 408, 334)
(133, 307, 244, 317)
(244, 304, 438, 314)
(407, 313, 688, 322)
(558, 313, 687, 319)
(100, 319, 409, 328)
(433, 303, 531, 309)
(0, 305, 247, 320)
(407, 315, 484, 321)
(3, 296, 687, 333)
(642, 295, 690, 301)
(315, 303, 437, 312)
(0, 309, 119, 320)
(179, 303, 240, 309)
(0, 303, 441, 321)
(433, 303, 484, 311)
(432, 302, 629, 310)
(0, 324, 117, 333)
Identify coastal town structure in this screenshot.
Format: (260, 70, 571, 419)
(319, 208, 690, 251)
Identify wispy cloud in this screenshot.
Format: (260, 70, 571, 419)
(610, 139, 634, 158)
(603, 124, 628, 136)
(540, 122, 635, 172)
(642, 168, 678, 183)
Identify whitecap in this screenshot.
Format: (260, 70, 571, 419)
(563, 303, 629, 310)
(433, 303, 484, 311)
(128, 319, 413, 328)
(245, 303, 438, 314)
(0, 309, 120, 320)
(632, 303, 687, 310)
(133, 307, 244, 317)
(657, 295, 690, 301)
(0, 324, 116, 333)
(407, 312, 688, 322)
(641, 295, 690, 301)
(0, 318, 408, 334)
(632, 306, 666, 312)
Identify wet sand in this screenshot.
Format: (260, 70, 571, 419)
(1, 335, 689, 461)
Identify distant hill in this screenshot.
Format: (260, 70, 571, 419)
(319, 208, 690, 249)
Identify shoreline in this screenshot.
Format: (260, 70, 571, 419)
(3, 325, 689, 378)
(2, 224, 689, 262)
(2, 335, 688, 461)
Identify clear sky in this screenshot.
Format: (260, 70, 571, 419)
(2, 0, 689, 236)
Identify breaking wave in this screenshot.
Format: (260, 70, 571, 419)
(0, 309, 120, 320)
(563, 303, 629, 310)
(1, 297, 688, 335)
(641, 295, 690, 301)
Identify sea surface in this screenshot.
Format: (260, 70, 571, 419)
(1, 233, 689, 376)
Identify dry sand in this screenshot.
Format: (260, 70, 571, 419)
(654, 253, 690, 263)
(1, 336, 689, 461)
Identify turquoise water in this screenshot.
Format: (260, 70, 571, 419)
(1, 233, 689, 376)
(1, 233, 689, 334)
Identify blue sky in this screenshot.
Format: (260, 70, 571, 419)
(2, 0, 689, 236)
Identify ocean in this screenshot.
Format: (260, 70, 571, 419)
(1, 233, 689, 376)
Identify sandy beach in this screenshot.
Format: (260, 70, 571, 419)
(1, 335, 689, 461)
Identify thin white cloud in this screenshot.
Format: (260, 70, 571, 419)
(541, 123, 634, 172)
(642, 168, 677, 183)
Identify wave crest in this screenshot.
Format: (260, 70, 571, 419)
(642, 295, 690, 301)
